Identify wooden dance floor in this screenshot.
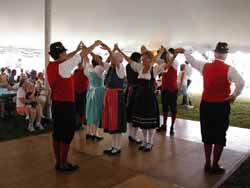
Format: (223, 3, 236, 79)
(1, 118, 250, 188)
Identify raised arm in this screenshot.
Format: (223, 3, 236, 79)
(80, 40, 102, 59)
(114, 44, 133, 64)
(175, 48, 206, 73)
(101, 43, 120, 68)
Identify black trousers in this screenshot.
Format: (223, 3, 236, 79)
(52, 101, 76, 144)
(200, 101, 230, 146)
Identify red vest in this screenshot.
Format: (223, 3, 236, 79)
(202, 60, 231, 102)
(73, 68, 89, 93)
(47, 61, 75, 102)
(161, 66, 177, 92)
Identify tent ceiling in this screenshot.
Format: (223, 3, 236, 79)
(1, 0, 250, 51)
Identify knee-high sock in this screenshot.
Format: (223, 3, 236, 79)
(134, 127, 139, 140)
(128, 123, 133, 137)
(171, 113, 177, 126)
(148, 129, 155, 144)
(112, 134, 116, 148)
(163, 113, 168, 126)
(116, 134, 122, 149)
(60, 143, 70, 165)
(142, 129, 148, 143)
(213, 145, 224, 166)
(204, 144, 212, 165)
(53, 140, 60, 165)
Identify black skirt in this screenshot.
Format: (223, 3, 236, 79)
(75, 91, 87, 117)
(125, 85, 138, 124)
(132, 83, 160, 129)
(200, 101, 230, 146)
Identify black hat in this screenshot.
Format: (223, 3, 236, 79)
(214, 42, 229, 54)
(49, 42, 67, 60)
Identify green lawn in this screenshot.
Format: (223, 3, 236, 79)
(158, 93, 250, 129)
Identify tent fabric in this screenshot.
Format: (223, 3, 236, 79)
(0, 0, 250, 51)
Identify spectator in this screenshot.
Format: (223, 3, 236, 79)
(8, 69, 17, 86)
(0, 68, 9, 87)
(28, 70, 37, 85)
(16, 79, 44, 132)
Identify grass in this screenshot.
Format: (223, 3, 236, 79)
(158, 93, 250, 129)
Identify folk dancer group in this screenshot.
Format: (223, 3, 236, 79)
(47, 41, 244, 174)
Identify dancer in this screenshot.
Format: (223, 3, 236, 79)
(101, 43, 126, 156)
(84, 52, 108, 141)
(73, 62, 88, 129)
(178, 42, 244, 174)
(156, 48, 179, 135)
(125, 52, 142, 144)
(47, 40, 102, 172)
(117, 45, 181, 152)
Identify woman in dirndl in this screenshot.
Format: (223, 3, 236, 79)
(83, 52, 108, 141)
(101, 43, 126, 156)
(117, 45, 180, 151)
(125, 52, 142, 144)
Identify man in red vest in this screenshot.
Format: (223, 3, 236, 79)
(178, 42, 244, 174)
(157, 48, 178, 135)
(47, 40, 101, 172)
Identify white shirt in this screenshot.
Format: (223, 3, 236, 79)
(185, 64, 193, 79)
(131, 61, 167, 80)
(184, 52, 245, 97)
(59, 54, 82, 78)
(178, 71, 187, 87)
(16, 87, 26, 107)
(157, 59, 179, 73)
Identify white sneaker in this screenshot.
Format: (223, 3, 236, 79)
(27, 124, 35, 132)
(35, 123, 44, 130)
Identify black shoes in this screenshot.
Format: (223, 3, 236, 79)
(204, 164, 211, 173)
(170, 126, 175, 135)
(55, 163, 80, 172)
(103, 148, 121, 156)
(128, 136, 142, 145)
(204, 163, 226, 175)
(156, 125, 167, 132)
(209, 164, 225, 175)
(138, 142, 153, 152)
(86, 134, 103, 141)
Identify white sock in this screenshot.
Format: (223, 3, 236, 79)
(142, 129, 148, 143)
(112, 134, 116, 148)
(117, 134, 122, 149)
(148, 129, 155, 145)
(134, 127, 139, 140)
(128, 123, 133, 137)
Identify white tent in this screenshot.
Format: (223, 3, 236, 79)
(1, 0, 250, 51)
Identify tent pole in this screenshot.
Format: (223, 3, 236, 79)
(44, 0, 51, 119)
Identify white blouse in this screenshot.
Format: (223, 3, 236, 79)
(131, 61, 166, 80)
(83, 61, 125, 79)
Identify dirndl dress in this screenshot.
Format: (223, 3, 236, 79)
(85, 71, 105, 126)
(132, 69, 160, 129)
(102, 67, 127, 134)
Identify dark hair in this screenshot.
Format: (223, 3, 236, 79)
(168, 48, 175, 55)
(92, 55, 103, 67)
(130, 52, 141, 63)
(19, 79, 26, 87)
(50, 52, 60, 60)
